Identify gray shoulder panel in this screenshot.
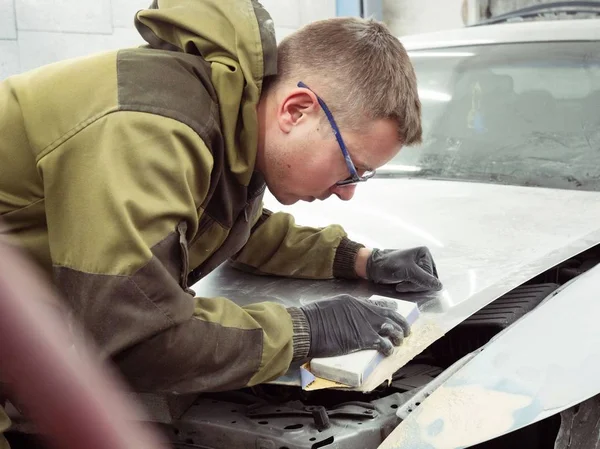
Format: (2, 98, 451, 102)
(116, 48, 223, 151)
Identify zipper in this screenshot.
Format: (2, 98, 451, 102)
(189, 178, 266, 244)
(243, 179, 266, 223)
(177, 221, 190, 289)
(190, 214, 214, 245)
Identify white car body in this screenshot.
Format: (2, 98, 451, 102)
(154, 17, 600, 449)
(191, 17, 600, 449)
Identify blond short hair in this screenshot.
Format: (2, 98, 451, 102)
(271, 17, 422, 145)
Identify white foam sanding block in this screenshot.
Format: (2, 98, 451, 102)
(308, 295, 421, 387)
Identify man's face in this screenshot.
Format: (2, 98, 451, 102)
(257, 84, 402, 205)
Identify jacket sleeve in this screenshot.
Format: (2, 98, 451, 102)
(38, 112, 308, 393)
(230, 208, 365, 280)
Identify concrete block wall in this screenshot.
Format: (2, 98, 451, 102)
(0, 0, 474, 81)
(0, 0, 336, 80)
(384, 0, 465, 37)
(0, 0, 149, 79)
(261, 0, 336, 40)
(2, 0, 577, 81)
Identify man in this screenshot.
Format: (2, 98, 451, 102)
(0, 1, 441, 444)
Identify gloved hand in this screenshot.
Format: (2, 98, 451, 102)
(300, 294, 410, 358)
(366, 246, 443, 293)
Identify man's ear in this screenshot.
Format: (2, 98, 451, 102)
(277, 88, 320, 133)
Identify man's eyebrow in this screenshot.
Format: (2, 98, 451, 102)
(353, 159, 374, 172)
(346, 147, 373, 172)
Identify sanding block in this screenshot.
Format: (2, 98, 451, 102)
(308, 295, 421, 387)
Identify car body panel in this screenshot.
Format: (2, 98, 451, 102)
(377, 262, 600, 449)
(399, 18, 600, 50)
(188, 18, 600, 447)
(192, 179, 600, 391)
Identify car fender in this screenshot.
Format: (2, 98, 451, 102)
(377, 262, 600, 449)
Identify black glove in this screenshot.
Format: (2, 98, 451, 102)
(300, 294, 410, 358)
(366, 246, 443, 293)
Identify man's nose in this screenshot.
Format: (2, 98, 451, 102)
(332, 184, 356, 201)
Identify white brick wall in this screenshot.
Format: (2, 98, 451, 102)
(0, 0, 339, 80)
(16, 0, 113, 33)
(111, 0, 151, 29)
(384, 0, 465, 37)
(0, 40, 19, 79)
(260, 0, 303, 29)
(0, 0, 470, 81)
(17, 28, 143, 72)
(259, 0, 336, 29)
(1, 0, 149, 79)
(0, 0, 16, 39)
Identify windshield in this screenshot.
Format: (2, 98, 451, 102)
(383, 42, 600, 191)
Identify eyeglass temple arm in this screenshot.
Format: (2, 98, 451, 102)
(297, 82, 358, 178)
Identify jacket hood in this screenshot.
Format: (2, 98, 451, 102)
(135, 0, 277, 185)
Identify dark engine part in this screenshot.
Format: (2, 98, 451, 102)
(163, 392, 413, 449)
(429, 283, 560, 368)
(391, 364, 442, 392)
(154, 363, 444, 449)
(533, 245, 600, 285)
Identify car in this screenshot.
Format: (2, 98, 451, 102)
(5, 7, 600, 449)
(176, 11, 600, 449)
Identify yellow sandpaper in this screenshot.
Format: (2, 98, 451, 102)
(300, 318, 446, 392)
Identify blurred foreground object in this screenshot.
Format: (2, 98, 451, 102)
(0, 232, 167, 449)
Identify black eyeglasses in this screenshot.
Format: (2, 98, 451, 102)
(297, 81, 376, 186)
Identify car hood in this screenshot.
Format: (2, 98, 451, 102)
(264, 178, 600, 316)
(193, 178, 600, 389)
